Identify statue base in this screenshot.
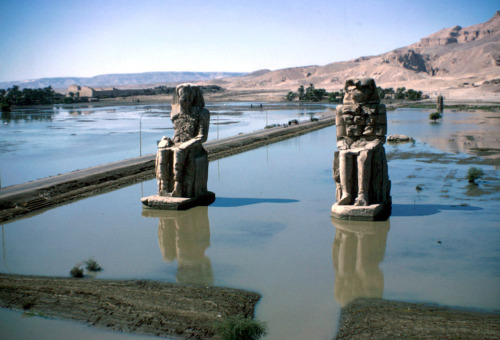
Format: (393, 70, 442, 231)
(141, 192, 215, 210)
(331, 202, 391, 221)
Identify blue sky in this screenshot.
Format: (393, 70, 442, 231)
(0, 0, 497, 82)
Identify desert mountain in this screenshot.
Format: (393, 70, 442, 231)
(210, 12, 500, 99)
(0, 72, 246, 91)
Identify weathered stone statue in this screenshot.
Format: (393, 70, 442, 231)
(142, 84, 215, 210)
(331, 78, 391, 220)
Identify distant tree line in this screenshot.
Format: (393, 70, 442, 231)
(286, 84, 424, 103)
(286, 84, 342, 102)
(1, 84, 224, 109)
(1, 86, 64, 110)
(150, 85, 223, 95)
(378, 86, 424, 101)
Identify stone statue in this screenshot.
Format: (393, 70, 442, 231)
(141, 84, 215, 210)
(332, 78, 391, 220)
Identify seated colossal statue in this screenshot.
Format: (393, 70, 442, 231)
(142, 84, 215, 210)
(332, 78, 391, 220)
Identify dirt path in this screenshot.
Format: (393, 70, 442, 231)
(336, 298, 500, 339)
(0, 273, 260, 339)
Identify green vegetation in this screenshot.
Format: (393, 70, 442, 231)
(377, 86, 395, 99)
(287, 83, 424, 103)
(70, 258, 103, 277)
(415, 185, 423, 192)
(378, 86, 423, 101)
(467, 167, 484, 184)
(0, 86, 65, 110)
(85, 258, 103, 272)
(429, 112, 442, 122)
(287, 84, 341, 102)
(214, 315, 267, 340)
(70, 265, 84, 278)
(286, 91, 296, 101)
(328, 91, 342, 103)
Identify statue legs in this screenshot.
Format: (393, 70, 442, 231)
(354, 149, 372, 206)
(338, 151, 354, 205)
(338, 148, 373, 206)
(172, 148, 186, 197)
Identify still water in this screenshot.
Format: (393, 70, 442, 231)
(0, 107, 499, 339)
(0, 102, 334, 187)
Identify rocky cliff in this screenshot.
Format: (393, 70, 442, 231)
(213, 12, 500, 98)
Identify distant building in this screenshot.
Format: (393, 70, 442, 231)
(66, 85, 146, 100)
(66, 84, 223, 101)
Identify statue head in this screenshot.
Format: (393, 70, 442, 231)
(343, 78, 379, 105)
(172, 84, 205, 113)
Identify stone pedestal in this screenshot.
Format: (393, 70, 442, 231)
(331, 203, 389, 221)
(141, 192, 215, 210)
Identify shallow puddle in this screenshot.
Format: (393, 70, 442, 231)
(0, 107, 499, 339)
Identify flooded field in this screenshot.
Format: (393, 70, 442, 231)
(0, 106, 499, 339)
(0, 102, 334, 187)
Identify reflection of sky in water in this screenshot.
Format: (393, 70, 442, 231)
(1, 120, 499, 339)
(0, 102, 334, 187)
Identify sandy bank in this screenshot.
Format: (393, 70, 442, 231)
(0, 273, 260, 339)
(336, 298, 500, 339)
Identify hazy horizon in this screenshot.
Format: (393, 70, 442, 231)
(0, 0, 498, 83)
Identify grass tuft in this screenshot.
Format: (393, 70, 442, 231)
(429, 112, 442, 122)
(84, 258, 103, 272)
(467, 167, 484, 184)
(214, 314, 267, 340)
(70, 265, 84, 278)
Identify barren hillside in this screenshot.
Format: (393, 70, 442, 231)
(208, 12, 500, 100)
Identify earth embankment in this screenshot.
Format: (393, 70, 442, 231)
(336, 298, 500, 339)
(0, 273, 260, 339)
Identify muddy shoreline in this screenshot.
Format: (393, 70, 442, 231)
(336, 298, 500, 339)
(0, 273, 260, 339)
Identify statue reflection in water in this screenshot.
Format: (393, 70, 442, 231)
(143, 206, 213, 285)
(331, 218, 390, 306)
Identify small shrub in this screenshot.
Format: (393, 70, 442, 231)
(84, 258, 103, 272)
(70, 265, 84, 278)
(214, 314, 267, 340)
(415, 185, 423, 192)
(429, 112, 442, 122)
(467, 167, 484, 183)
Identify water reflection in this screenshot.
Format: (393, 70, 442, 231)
(331, 218, 390, 306)
(1, 109, 55, 123)
(142, 206, 212, 285)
